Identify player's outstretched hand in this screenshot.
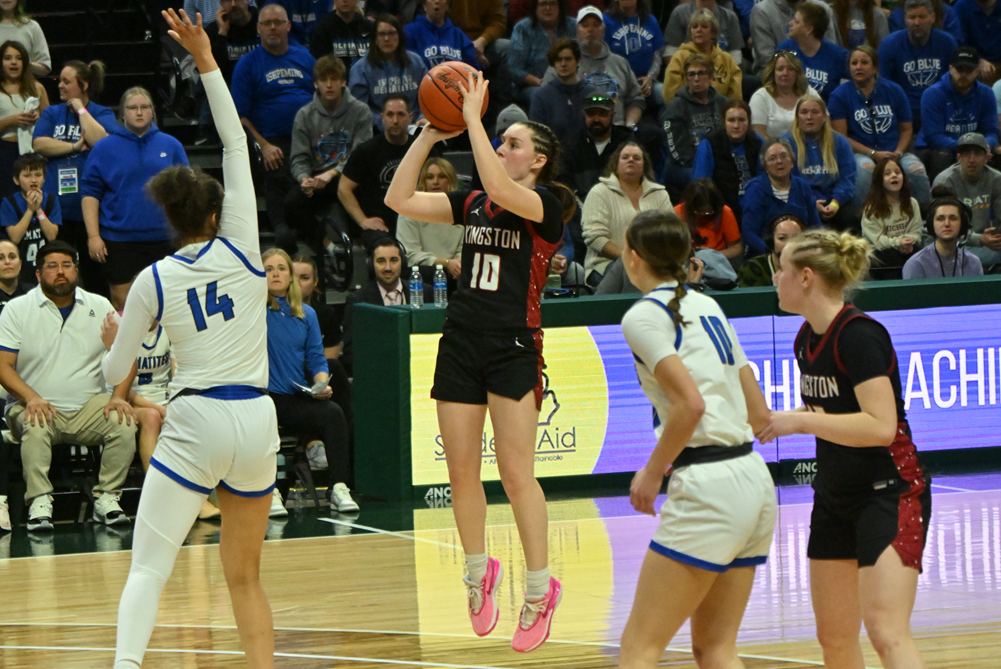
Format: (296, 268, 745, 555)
(459, 69, 489, 127)
(162, 9, 211, 57)
(630, 466, 663, 516)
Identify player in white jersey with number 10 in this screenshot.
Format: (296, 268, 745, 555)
(102, 10, 279, 669)
(616, 211, 777, 669)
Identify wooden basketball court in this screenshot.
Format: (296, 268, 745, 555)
(0, 478, 999, 667)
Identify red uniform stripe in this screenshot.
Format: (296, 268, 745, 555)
(888, 423, 928, 571)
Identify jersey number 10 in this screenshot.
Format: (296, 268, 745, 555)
(469, 253, 501, 291)
(187, 281, 235, 332)
(700, 315, 734, 366)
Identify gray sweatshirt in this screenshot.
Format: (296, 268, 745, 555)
(541, 42, 645, 125)
(932, 163, 1001, 247)
(750, 0, 839, 74)
(289, 88, 373, 183)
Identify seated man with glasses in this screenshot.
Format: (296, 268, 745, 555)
(0, 241, 137, 533)
(660, 52, 729, 200)
(81, 87, 189, 311)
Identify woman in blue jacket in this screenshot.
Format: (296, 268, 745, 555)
(508, 0, 576, 105)
(31, 59, 116, 295)
(80, 86, 189, 310)
(740, 137, 822, 255)
(349, 14, 428, 129)
(263, 247, 357, 515)
(783, 95, 858, 231)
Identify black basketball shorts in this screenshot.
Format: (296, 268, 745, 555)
(431, 323, 544, 409)
(808, 429, 931, 570)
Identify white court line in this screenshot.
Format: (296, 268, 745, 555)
(0, 644, 521, 668)
(0, 623, 871, 667)
(930, 483, 976, 493)
(319, 517, 458, 547)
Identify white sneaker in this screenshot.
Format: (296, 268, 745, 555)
(306, 441, 328, 470)
(269, 488, 289, 517)
(27, 494, 54, 532)
(330, 482, 359, 512)
(0, 495, 10, 532)
(93, 492, 131, 526)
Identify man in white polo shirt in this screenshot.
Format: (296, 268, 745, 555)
(0, 241, 137, 532)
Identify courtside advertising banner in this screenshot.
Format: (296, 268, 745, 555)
(410, 304, 1001, 485)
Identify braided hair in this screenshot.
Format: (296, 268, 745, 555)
(513, 120, 578, 223)
(626, 211, 692, 327)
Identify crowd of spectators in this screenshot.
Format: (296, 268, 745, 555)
(3, 0, 1001, 533)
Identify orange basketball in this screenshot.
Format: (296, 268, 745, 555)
(418, 61, 488, 132)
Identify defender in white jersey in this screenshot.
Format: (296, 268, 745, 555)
(103, 11, 279, 668)
(616, 211, 776, 669)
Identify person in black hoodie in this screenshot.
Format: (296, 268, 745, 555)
(692, 99, 761, 221)
(309, 0, 374, 71)
(660, 52, 728, 200)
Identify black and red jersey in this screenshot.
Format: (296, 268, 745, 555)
(444, 187, 564, 333)
(794, 304, 913, 495)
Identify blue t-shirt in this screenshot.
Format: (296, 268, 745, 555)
(955, 0, 1001, 62)
(887, 4, 964, 44)
(31, 102, 118, 222)
(877, 28, 956, 122)
(603, 12, 665, 78)
(0, 190, 62, 284)
(231, 44, 317, 138)
(827, 78, 912, 151)
(777, 39, 849, 102)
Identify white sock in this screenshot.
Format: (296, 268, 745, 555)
(525, 567, 550, 600)
(465, 552, 488, 584)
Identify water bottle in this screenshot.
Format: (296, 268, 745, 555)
(409, 266, 423, 308)
(434, 264, 448, 307)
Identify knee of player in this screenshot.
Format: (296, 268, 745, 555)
(862, 614, 909, 657)
(137, 408, 163, 432)
(691, 642, 739, 668)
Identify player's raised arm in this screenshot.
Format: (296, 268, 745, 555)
(162, 9, 258, 253)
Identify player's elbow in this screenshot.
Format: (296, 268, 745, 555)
(874, 419, 897, 447)
(684, 395, 706, 423)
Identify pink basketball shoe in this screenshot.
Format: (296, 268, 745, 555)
(511, 577, 562, 653)
(464, 557, 503, 637)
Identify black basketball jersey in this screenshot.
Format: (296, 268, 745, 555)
(794, 304, 911, 495)
(444, 187, 564, 333)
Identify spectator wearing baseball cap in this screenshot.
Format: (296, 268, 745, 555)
(954, 0, 1001, 82)
(559, 92, 635, 198)
(916, 45, 1000, 181)
(931, 131, 1001, 269)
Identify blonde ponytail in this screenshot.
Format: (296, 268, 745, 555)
(787, 229, 871, 296)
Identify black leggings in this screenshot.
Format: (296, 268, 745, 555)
(270, 392, 350, 486)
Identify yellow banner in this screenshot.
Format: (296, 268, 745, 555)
(410, 328, 610, 486)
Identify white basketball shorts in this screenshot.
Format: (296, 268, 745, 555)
(149, 393, 280, 497)
(650, 450, 777, 572)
